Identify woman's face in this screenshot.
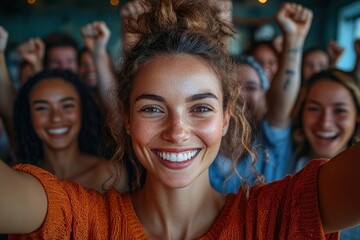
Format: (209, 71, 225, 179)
(302, 79, 358, 158)
(126, 54, 230, 189)
(29, 78, 82, 152)
(252, 44, 278, 82)
(78, 51, 98, 88)
(302, 50, 329, 82)
(237, 64, 267, 120)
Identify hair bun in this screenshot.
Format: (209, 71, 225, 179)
(130, 0, 233, 46)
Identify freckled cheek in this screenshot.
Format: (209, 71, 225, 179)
(130, 118, 158, 143)
(195, 119, 223, 145)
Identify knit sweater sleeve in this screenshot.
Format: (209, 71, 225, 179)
(246, 159, 339, 240)
(8, 164, 111, 240)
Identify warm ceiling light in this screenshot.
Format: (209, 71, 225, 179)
(110, 0, 119, 6)
(27, 0, 36, 4)
(258, 0, 267, 3)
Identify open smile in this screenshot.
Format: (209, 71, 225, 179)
(154, 149, 200, 163)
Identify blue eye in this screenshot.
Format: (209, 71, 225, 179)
(193, 105, 213, 113)
(140, 106, 163, 113)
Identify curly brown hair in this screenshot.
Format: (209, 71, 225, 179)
(111, 0, 253, 191)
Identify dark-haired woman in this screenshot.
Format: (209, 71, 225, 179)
(13, 69, 128, 193)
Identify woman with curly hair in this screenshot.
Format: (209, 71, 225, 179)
(12, 69, 128, 193)
(0, 1, 360, 239)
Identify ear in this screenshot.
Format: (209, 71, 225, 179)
(222, 107, 231, 136)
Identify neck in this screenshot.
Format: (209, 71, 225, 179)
(42, 142, 85, 179)
(131, 171, 226, 240)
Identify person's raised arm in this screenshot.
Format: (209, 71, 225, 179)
(266, 3, 312, 128)
(120, 0, 148, 54)
(0, 26, 16, 145)
(353, 39, 360, 84)
(208, 0, 233, 50)
(327, 40, 344, 69)
(318, 141, 360, 233)
(0, 160, 47, 234)
(81, 21, 116, 111)
(17, 37, 45, 73)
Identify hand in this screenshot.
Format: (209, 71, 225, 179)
(120, 0, 149, 52)
(327, 40, 344, 64)
(17, 38, 44, 71)
(81, 21, 110, 56)
(0, 26, 9, 54)
(275, 3, 313, 41)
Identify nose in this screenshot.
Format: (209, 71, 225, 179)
(162, 113, 190, 143)
(50, 108, 63, 123)
(318, 109, 334, 129)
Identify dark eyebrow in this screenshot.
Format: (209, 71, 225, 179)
(186, 93, 219, 102)
(307, 100, 348, 107)
(31, 97, 76, 105)
(135, 94, 165, 102)
(135, 93, 219, 103)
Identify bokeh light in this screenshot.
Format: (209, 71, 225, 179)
(110, 0, 119, 6)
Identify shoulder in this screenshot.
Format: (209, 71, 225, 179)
(240, 160, 332, 238)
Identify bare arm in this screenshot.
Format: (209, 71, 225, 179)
(0, 26, 16, 145)
(319, 142, 360, 233)
(120, 0, 148, 54)
(266, 3, 312, 128)
(208, 0, 233, 50)
(0, 160, 47, 234)
(82, 21, 116, 112)
(353, 39, 360, 83)
(327, 40, 344, 69)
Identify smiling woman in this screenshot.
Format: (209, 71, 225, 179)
(12, 69, 129, 193)
(290, 69, 360, 172)
(1, 0, 360, 239)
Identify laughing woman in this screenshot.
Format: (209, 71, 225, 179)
(12, 69, 128, 193)
(0, 1, 360, 239)
(289, 69, 360, 240)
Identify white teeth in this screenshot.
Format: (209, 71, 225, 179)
(47, 127, 69, 135)
(157, 150, 198, 162)
(316, 131, 337, 138)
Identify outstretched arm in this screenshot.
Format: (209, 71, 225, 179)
(266, 3, 312, 128)
(0, 26, 16, 146)
(0, 161, 47, 233)
(319, 142, 360, 233)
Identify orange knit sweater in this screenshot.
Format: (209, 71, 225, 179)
(9, 160, 339, 239)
